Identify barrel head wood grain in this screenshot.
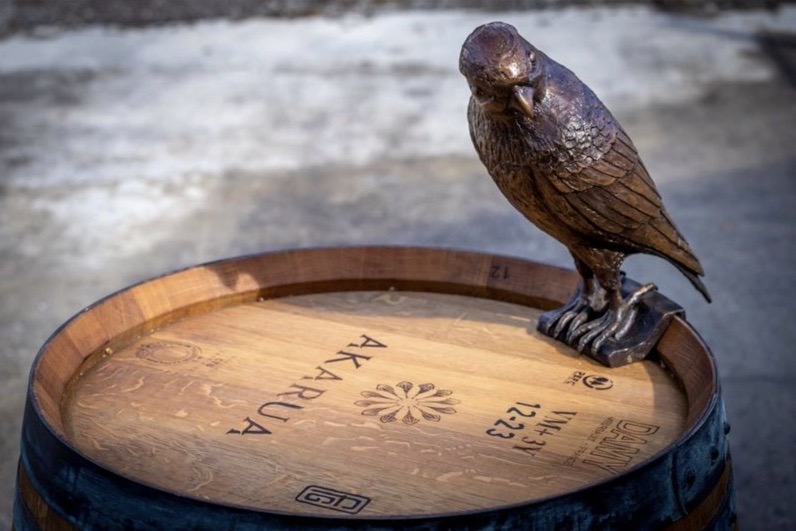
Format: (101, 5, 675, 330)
(62, 291, 686, 516)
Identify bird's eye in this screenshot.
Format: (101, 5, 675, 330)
(527, 51, 538, 73)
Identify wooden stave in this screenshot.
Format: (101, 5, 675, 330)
(14, 246, 735, 530)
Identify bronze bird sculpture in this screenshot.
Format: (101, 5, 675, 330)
(460, 22, 710, 364)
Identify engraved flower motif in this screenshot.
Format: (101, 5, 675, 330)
(355, 381, 460, 425)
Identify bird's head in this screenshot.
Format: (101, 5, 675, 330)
(459, 22, 545, 121)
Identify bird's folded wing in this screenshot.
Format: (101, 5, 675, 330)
(549, 126, 664, 236)
(547, 127, 703, 276)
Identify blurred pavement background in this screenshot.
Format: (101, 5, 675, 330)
(1, 4, 794, 529)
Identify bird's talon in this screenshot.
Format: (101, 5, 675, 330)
(565, 321, 589, 344)
(567, 310, 591, 337)
(590, 317, 623, 353)
(627, 283, 656, 306)
(579, 283, 655, 352)
(565, 327, 579, 345)
(553, 311, 577, 338)
(612, 308, 638, 341)
(574, 313, 611, 352)
(592, 328, 614, 352)
(592, 335, 607, 353)
(539, 313, 565, 336)
(576, 327, 601, 353)
(567, 314, 603, 342)
(539, 288, 596, 339)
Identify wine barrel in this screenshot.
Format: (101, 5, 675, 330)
(14, 247, 735, 530)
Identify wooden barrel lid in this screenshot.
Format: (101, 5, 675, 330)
(63, 291, 685, 517)
(25, 247, 724, 526)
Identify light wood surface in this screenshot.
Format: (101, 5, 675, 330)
(62, 289, 686, 517)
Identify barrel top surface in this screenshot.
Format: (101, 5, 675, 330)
(61, 290, 685, 517)
(29, 247, 715, 521)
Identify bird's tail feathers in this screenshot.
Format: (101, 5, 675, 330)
(648, 214, 711, 302)
(675, 263, 712, 303)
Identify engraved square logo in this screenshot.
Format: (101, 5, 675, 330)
(295, 485, 371, 514)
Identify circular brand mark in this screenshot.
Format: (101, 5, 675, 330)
(136, 341, 200, 365)
(583, 375, 613, 390)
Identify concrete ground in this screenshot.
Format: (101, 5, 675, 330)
(1, 6, 794, 529)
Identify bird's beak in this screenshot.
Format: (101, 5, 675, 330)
(511, 85, 535, 118)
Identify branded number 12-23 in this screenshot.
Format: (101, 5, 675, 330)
(485, 402, 541, 439)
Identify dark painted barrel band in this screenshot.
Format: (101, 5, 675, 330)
(669, 457, 735, 531)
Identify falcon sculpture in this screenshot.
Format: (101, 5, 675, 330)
(460, 22, 710, 358)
